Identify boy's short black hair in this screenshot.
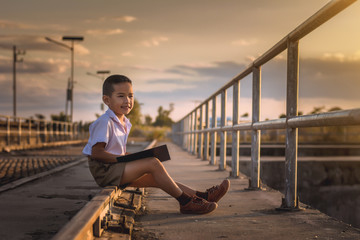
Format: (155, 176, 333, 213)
(103, 74, 132, 96)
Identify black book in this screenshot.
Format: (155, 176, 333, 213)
(116, 145, 171, 163)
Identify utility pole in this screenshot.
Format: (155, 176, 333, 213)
(13, 45, 26, 118)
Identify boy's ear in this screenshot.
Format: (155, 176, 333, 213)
(102, 95, 110, 105)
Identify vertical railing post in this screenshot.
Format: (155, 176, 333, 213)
(18, 117, 22, 145)
(219, 89, 227, 170)
(232, 81, 240, 177)
(193, 110, 198, 155)
(210, 97, 217, 165)
(198, 105, 204, 159)
(284, 39, 300, 209)
(187, 116, 191, 150)
(36, 120, 40, 143)
(44, 120, 48, 143)
(250, 66, 261, 189)
(28, 119, 32, 144)
(203, 101, 210, 161)
(49, 122, 54, 142)
(6, 117, 11, 146)
(189, 113, 194, 153)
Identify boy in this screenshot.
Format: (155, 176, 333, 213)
(83, 74, 230, 214)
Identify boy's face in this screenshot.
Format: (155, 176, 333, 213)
(103, 82, 134, 118)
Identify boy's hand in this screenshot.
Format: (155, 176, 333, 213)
(91, 142, 118, 163)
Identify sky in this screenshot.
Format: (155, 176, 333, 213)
(0, 0, 359, 123)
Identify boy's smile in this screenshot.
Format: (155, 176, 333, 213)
(103, 82, 134, 121)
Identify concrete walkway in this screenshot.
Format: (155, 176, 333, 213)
(134, 142, 360, 240)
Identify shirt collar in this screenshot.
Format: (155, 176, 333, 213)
(105, 109, 132, 128)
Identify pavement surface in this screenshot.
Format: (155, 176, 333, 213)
(133, 142, 360, 240)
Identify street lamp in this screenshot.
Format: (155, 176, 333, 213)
(45, 36, 84, 122)
(12, 45, 26, 118)
(86, 70, 111, 112)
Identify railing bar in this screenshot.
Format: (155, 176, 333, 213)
(232, 81, 240, 177)
(204, 102, 210, 161)
(193, 109, 198, 155)
(210, 96, 217, 165)
(176, 0, 356, 123)
(220, 89, 227, 170)
(251, 66, 261, 189)
(175, 108, 360, 135)
(284, 40, 300, 209)
(288, 0, 356, 42)
(198, 105, 204, 159)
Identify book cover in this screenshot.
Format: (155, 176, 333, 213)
(116, 144, 171, 163)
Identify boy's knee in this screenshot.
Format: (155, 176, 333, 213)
(148, 157, 162, 169)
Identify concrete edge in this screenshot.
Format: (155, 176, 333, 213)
(51, 140, 155, 239)
(52, 186, 121, 240)
(0, 157, 88, 194)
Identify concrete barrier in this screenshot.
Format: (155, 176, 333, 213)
(52, 140, 157, 239)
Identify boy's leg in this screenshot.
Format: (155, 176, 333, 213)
(128, 173, 197, 196)
(120, 157, 182, 198)
(120, 157, 218, 214)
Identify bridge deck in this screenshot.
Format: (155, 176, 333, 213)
(134, 142, 360, 240)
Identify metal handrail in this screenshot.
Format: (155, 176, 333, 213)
(172, 0, 358, 210)
(0, 114, 88, 151)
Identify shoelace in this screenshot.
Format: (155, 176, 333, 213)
(206, 185, 219, 194)
(192, 196, 207, 205)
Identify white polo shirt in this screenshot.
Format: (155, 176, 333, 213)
(82, 109, 132, 156)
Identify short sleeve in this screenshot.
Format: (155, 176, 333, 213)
(82, 117, 111, 156)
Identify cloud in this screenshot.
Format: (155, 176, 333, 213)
(0, 19, 36, 30)
(0, 35, 89, 55)
(167, 61, 247, 79)
(141, 37, 169, 47)
(0, 57, 63, 74)
(161, 57, 360, 107)
(122, 51, 133, 57)
(85, 16, 136, 23)
(232, 38, 258, 46)
(112, 16, 137, 23)
(147, 79, 185, 84)
(75, 44, 90, 55)
(0, 35, 51, 51)
(86, 28, 123, 36)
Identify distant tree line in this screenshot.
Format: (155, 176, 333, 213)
(31, 97, 174, 128)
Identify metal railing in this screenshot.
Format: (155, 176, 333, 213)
(0, 114, 88, 151)
(172, 0, 359, 209)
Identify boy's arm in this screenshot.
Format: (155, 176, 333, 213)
(91, 142, 118, 163)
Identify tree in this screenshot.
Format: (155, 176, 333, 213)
(328, 106, 342, 112)
(144, 114, 153, 126)
(51, 112, 68, 122)
(34, 114, 45, 120)
(310, 106, 325, 114)
(153, 103, 174, 127)
(127, 98, 142, 126)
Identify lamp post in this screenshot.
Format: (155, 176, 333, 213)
(12, 45, 26, 118)
(86, 70, 111, 113)
(45, 36, 84, 122)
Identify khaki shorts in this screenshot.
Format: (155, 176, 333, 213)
(88, 157, 127, 188)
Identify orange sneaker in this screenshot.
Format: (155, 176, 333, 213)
(206, 179, 230, 203)
(180, 196, 218, 214)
